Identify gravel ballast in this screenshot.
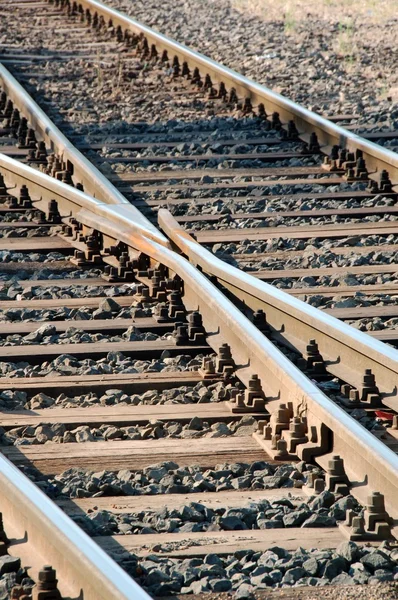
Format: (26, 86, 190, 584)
(0, 381, 233, 410)
(124, 543, 398, 596)
(0, 352, 209, 378)
(75, 490, 356, 536)
(29, 460, 316, 499)
(0, 324, 169, 346)
(1, 415, 258, 446)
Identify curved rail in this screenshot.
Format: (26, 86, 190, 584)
(60, 0, 398, 184)
(158, 209, 398, 409)
(1, 152, 398, 539)
(0, 64, 168, 247)
(158, 209, 398, 527)
(159, 210, 398, 410)
(0, 152, 166, 244)
(2, 0, 398, 574)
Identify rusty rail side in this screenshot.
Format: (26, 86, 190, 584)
(54, 0, 398, 185)
(1, 153, 398, 534)
(0, 64, 168, 246)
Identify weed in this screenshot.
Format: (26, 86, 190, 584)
(337, 18, 356, 61)
(284, 8, 296, 34)
(116, 54, 124, 91)
(95, 50, 103, 88)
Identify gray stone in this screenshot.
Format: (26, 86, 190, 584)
(63, 431, 75, 443)
(220, 516, 248, 530)
(208, 422, 232, 437)
(308, 490, 335, 510)
(224, 507, 255, 526)
(99, 298, 120, 313)
(250, 572, 272, 587)
(240, 560, 258, 575)
(144, 466, 167, 482)
(180, 504, 206, 523)
(282, 567, 307, 584)
(204, 554, 224, 566)
(303, 557, 318, 576)
(34, 424, 55, 443)
(283, 509, 310, 527)
(268, 569, 283, 583)
(231, 572, 250, 585)
(328, 495, 357, 520)
(188, 416, 203, 430)
(257, 518, 283, 529)
(104, 427, 124, 440)
(145, 569, 170, 587)
(0, 555, 20, 576)
(24, 323, 56, 343)
(176, 564, 200, 586)
(331, 572, 355, 585)
(336, 541, 360, 563)
(30, 392, 55, 409)
(297, 576, 321, 586)
(117, 469, 133, 482)
(257, 550, 279, 568)
(250, 565, 270, 578)
(73, 426, 95, 443)
(350, 567, 369, 584)
(369, 569, 394, 582)
(234, 583, 255, 599)
(92, 308, 111, 319)
(267, 546, 290, 559)
(123, 326, 140, 341)
(301, 513, 336, 527)
(262, 475, 288, 488)
(274, 464, 296, 476)
(209, 578, 232, 592)
(0, 572, 17, 599)
(177, 522, 202, 533)
(322, 556, 348, 579)
(198, 565, 224, 578)
(360, 550, 393, 572)
(231, 476, 252, 490)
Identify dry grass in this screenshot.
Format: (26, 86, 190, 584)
(231, 0, 398, 92)
(231, 0, 398, 24)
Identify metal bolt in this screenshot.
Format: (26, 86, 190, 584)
(351, 516, 365, 536)
(32, 565, 61, 600)
(313, 478, 325, 494)
(275, 438, 288, 458)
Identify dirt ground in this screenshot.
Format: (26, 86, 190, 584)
(159, 581, 398, 599)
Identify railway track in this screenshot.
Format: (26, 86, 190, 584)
(0, 0, 397, 598)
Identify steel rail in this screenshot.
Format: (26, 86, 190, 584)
(0, 444, 150, 599)
(0, 64, 168, 247)
(1, 152, 398, 536)
(0, 151, 168, 244)
(56, 0, 398, 185)
(159, 209, 398, 412)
